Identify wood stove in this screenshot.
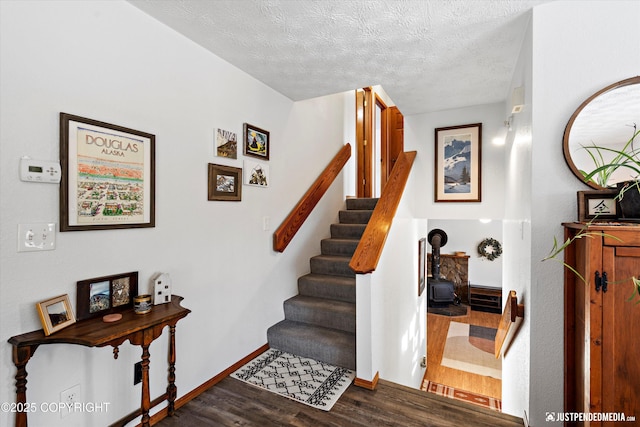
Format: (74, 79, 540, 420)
(427, 229, 455, 307)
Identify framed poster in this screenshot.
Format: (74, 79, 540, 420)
(76, 271, 138, 321)
(434, 123, 482, 202)
(60, 113, 155, 231)
(208, 163, 242, 201)
(243, 123, 270, 160)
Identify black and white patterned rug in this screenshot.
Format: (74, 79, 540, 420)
(231, 348, 355, 411)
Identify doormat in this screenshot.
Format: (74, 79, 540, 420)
(231, 348, 355, 411)
(441, 321, 501, 379)
(421, 379, 502, 411)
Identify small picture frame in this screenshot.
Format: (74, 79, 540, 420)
(76, 271, 138, 320)
(434, 123, 482, 202)
(418, 238, 426, 297)
(215, 128, 237, 159)
(243, 123, 270, 160)
(36, 294, 76, 336)
(208, 163, 242, 201)
(244, 159, 269, 188)
(577, 190, 618, 222)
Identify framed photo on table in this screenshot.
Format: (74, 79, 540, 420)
(76, 271, 139, 320)
(577, 190, 618, 222)
(36, 294, 76, 336)
(434, 123, 482, 202)
(60, 113, 155, 231)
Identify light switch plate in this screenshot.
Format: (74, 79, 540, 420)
(18, 223, 56, 252)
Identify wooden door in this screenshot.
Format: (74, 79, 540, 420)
(356, 89, 404, 197)
(385, 106, 404, 188)
(356, 89, 372, 198)
(601, 244, 640, 423)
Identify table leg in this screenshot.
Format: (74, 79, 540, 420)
(167, 324, 177, 415)
(140, 342, 151, 427)
(12, 345, 38, 427)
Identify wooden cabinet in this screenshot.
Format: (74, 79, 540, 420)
(564, 223, 640, 425)
(469, 285, 502, 313)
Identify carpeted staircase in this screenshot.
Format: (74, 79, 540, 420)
(267, 198, 378, 371)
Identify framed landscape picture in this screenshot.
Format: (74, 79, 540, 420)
(208, 163, 242, 201)
(243, 123, 270, 160)
(434, 123, 482, 202)
(60, 113, 155, 231)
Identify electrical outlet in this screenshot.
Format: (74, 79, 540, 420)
(134, 361, 142, 385)
(60, 384, 81, 418)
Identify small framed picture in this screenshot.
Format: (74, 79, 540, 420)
(36, 294, 76, 336)
(244, 159, 269, 188)
(243, 123, 270, 160)
(208, 163, 242, 201)
(418, 238, 426, 297)
(577, 190, 618, 222)
(215, 128, 237, 159)
(434, 123, 482, 202)
(76, 271, 138, 320)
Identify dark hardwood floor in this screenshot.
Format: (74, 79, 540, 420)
(156, 377, 523, 427)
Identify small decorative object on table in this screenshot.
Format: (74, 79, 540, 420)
(134, 294, 152, 314)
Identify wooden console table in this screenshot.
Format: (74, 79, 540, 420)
(8, 296, 190, 427)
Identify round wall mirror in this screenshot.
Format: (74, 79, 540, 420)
(563, 76, 640, 189)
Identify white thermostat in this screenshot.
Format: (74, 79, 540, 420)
(20, 157, 61, 183)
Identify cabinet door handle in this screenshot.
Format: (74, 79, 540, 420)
(602, 271, 608, 293)
(595, 271, 602, 292)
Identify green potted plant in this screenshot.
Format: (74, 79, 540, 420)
(581, 128, 640, 219)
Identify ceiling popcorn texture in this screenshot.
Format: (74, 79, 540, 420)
(128, 0, 552, 115)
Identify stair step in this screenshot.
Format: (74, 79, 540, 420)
(298, 274, 356, 303)
(267, 320, 356, 370)
(310, 254, 354, 277)
(346, 198, 379, 211)
(330, 223, 366, 239)
(283, 295, 355, 333)
(321, 238, 359, 256)
(338, 209, 373, 224)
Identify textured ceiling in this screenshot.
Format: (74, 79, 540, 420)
(128, 0, 552, 115)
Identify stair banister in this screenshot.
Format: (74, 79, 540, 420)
(273, 143, 352, 253)
(494, 290, 525, 358)
(349, 150, 417, 274)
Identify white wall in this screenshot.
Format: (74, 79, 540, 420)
(357, 155, 428, 389)
(501, 10, 533, 420)
(406, 102, 507, 221)
(0, 2, 351, 426)
(528, 1, 640, 426)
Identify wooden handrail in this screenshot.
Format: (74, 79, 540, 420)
(273, 143, 352, 252)
(494, 290, 525, 358)
(349, 151, 417, 274)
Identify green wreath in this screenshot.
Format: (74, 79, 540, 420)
(478, 237, 502, 261)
